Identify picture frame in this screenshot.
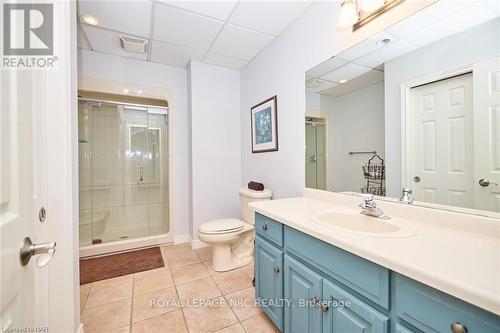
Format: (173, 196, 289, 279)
(251, 95, 278, 153)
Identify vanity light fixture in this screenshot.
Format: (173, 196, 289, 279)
(338, 0, 404, 31)
(338, 0, 358, 29)
(81, 15, 100, 26)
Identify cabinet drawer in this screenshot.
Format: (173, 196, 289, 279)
(284, 226, 389, 309)
(255, 213, 283, 247)
(322, 279, 389, 333)
(395, 274, 500, 333)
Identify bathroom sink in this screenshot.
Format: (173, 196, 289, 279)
(311, 210, 416, 238)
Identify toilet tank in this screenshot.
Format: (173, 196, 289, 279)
(239, 187, 272, 225)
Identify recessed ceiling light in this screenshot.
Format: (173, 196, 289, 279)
(339, 79, 348, 84)
(81, 15, 100, 26)
(376, 38, 392, 46)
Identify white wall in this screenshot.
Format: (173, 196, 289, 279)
(321, 83, 385, 192)
(77, 49, 190, 237)
(240, 1, 430, 199)
(188, 62, 241, 242)
(384, 18, 500, 196)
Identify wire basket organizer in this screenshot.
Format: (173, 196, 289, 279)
(361, 154, 386, 196)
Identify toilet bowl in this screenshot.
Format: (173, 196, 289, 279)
(198, 188, 272, 272)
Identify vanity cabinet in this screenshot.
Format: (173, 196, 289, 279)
(253, 213, 500, 333)
(284, 255, 322, 333)
(255, 237, 284, 331)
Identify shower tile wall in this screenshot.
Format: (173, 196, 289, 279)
(79, 102, 168, 246)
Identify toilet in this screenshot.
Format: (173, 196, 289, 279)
(198, 187, 272, 272)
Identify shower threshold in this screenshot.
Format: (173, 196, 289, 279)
(80, 233, 172, 258)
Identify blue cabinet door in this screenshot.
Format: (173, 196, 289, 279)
(322, 279, 389, 333)
(255, 237, 284, 331)
(284, 255, 322, 333)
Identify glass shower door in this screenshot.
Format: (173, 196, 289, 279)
(305, 122, 326, 190)
(78, 100, 168, 246)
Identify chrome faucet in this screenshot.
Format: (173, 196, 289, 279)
(399, 187, 414, 204)
(359, 194, 390, 219)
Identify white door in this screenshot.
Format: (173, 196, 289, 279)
(473, 56, 500, 212)
(0, 70, 53, 329)
(410, 74, 474, 208)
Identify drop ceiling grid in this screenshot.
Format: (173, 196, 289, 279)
(77, 0, 314, 70)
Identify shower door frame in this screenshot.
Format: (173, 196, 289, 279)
(78, 97, 173, 258)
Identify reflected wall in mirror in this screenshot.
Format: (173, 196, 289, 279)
(305, 1, 500, 216)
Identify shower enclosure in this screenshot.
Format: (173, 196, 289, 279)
(305, 119, 327, 190)
(78, 97, 169, 250)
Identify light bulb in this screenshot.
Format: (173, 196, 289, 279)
(338, 0, 358, 29)
(358, 0, 385, 12)
(81, 15, 99, 26)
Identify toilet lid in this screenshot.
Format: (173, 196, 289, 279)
(199, 219, 245, 234)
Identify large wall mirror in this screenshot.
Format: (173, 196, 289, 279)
(305, 1, 500, 217)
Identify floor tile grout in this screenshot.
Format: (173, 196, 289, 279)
(82, 244, 269, 333)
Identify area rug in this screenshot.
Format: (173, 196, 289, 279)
(80, 247, 164, 284)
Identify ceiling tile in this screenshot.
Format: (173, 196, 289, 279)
(150, 41, 205, 68)
(320, 63, 372, 83)
(153, 3, 224, 51)
(387, 1, 469, 39)
(161, 1, 238, 20)
(77, 25, 91, 50)
(320, 83, 360, 98)
(229, 0, 312, 36)
(204, 53, 248, 70)
(78, 0, 152, 37)
(210, 24, 275, 61)
(337, 31, 398, 61)
(353, 40, 417, 68)
(345, 69, 384, 88)
(82, 25, 148, 61)
(402, 5, 500, 47)
(306, 57, 348, 78)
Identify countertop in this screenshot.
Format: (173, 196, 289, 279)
(249, 189, 500, 316)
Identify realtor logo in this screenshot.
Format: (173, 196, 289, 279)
(3, 3, 53, 56)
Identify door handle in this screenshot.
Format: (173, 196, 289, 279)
(479, 178, 498, 187)
(139, 166, 144, 182)
(20, 237, 56, 267)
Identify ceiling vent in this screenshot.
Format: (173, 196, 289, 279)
(120, 36, 148, 54)
(306, 78, 327, 89)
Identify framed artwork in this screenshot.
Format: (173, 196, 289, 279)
(251, 95, 278, 153)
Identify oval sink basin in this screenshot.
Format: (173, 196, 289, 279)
(311, 210, 416, 238)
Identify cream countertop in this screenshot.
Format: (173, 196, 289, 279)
(249, 188, 500, 316)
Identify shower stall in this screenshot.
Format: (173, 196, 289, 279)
(305, 119, 327, 190)
(78, 96, 169, 255)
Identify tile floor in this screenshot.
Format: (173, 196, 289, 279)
(80, 244, 280, 333)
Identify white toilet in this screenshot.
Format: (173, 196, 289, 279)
(198, 187, 272, 272)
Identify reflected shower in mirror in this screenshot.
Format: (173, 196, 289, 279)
(305, 2, 500, 217)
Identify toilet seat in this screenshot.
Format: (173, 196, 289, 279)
(199, 219, 245, 234)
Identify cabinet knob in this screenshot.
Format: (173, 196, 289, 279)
(450, 322, 468, 333)
(273, 267, 280, 273)
(262, 222, 268, 231)
(320, 302, 329, 312)
(310, 296, 319, 306)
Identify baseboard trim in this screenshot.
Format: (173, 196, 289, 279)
(173, 234, 192, 245)
(191, 239, 209, 250)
